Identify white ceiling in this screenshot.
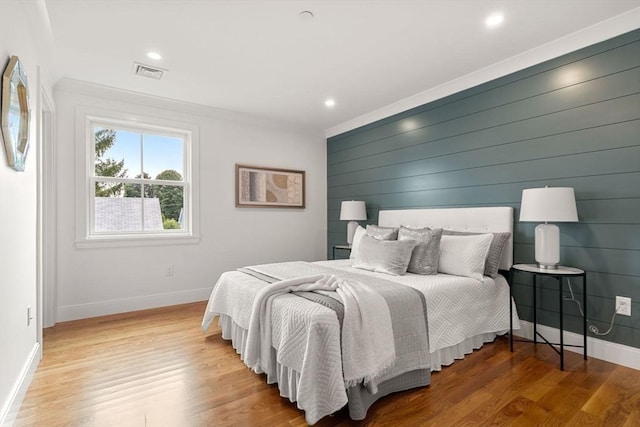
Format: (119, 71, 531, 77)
(43, 1, 639, 133)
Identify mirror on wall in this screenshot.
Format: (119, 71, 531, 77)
(1, 55, 30, 171)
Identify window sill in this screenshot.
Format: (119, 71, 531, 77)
(75, 234, 201, 249)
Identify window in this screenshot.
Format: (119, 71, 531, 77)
(86, 117, 194, 240)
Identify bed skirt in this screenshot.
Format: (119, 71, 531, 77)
(217, 314, 503, 420)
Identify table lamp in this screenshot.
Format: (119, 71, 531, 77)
(519, 186, 578, 269)
(340, 201, 366, 245)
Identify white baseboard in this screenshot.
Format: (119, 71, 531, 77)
(513, 320, 639, 370)
(0, 343, 41, 427)
(56, 287, 212, 322)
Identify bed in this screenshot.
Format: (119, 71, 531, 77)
(201, 206, 520, 424)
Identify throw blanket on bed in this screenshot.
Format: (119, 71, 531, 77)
(244, 273, 395, 390)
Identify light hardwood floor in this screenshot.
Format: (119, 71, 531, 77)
(15, 302, 640, 426)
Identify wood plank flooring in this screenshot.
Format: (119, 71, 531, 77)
(15, 302, 640, 426)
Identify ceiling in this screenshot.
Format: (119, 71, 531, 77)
(43, 0, 639, 132)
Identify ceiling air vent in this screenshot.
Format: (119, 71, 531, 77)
(132, 62, 166, 80)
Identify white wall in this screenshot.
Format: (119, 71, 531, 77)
(0, 1, 55, 424)
(54, 79, 327, 322)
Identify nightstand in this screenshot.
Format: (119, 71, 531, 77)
(509, 264, 587, 370)
(332, 244, 352, 260)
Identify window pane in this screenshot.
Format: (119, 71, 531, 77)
(88, 119, 191, 239)
(143, 134, 184, 179)
(94, 127, 141, 178)
(148, 183, 185, 229)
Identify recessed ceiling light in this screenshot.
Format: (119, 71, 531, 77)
(325, 99, 336, 108)
(299, 10, 314, 20)
(485, 12, 504, 28)
(147, 51, 162, 60)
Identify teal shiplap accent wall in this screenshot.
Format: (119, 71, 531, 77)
(327, 30, 640, 349)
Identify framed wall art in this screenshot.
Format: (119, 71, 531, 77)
(1, 55, 30, 171)
(236, 164, 305, 208)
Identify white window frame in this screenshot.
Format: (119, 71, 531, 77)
(75, 107, 200, 248)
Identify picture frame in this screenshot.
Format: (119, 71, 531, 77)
(1, 55, 30, 171)
(236, 164, 305, 208)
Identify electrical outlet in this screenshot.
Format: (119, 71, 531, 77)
(166, 264, 174, 277)
(616, 296, 631, 316)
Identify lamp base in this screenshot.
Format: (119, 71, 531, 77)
(346, 221, 359, 245)
(535, 223, 560, 268)
(537, 262, 559, 270)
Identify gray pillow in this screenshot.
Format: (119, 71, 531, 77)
(442, 230, 510, 278)
(398, 226, 442, 275)
(366, 224, 399, 240)
(353, 234, 415, 276)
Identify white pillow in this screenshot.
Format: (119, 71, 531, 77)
(349, 225, 366, 259)
(438, 234, 493, 281)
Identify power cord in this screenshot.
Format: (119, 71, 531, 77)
(563, 278, 619, 336)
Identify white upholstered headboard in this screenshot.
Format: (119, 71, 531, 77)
(378, 207, 514, 270)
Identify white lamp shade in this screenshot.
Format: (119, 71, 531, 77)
(340, 201, 367, 221)
(519, 187, 578, 222)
